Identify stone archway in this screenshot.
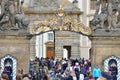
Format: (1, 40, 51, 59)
(104, 56, 120, 80)
(1, 55, 17, 80)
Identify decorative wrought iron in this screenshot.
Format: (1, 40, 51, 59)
(29, 6, 92, 35)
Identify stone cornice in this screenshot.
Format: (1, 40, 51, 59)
(24, 10, 82, 15)
(90, 29, 120, 37)
(89, 36, 120, 41)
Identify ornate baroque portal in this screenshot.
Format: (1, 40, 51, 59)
(27, 3, 92, 59)
(29, 6, 92, 36)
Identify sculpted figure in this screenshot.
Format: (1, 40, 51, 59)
(94, 0, 108, 17)
(0, 0, 17, 30)
(107, 9, 120, 28)
(91, 0, 108, 30)
(91, 0, 120, 30)
(107, 0, 120, 28)
(91, 7, 108, 30)
(0, 0, 28, 30)
(0, 0, 16, 30)
(14, 13, 29, 29)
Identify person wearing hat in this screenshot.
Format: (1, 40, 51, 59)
(110, 62, 118, 80)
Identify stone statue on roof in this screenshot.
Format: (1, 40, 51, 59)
(0, 0, 29, 31)
(90, 0, 120, 31)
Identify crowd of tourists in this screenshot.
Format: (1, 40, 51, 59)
(27, 57, 92, 80)
(0, 57, 118, 80)
(26, 57, 117, 80)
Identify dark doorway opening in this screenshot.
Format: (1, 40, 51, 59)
(89, 48, 92, 59)
(63, 46, 71, 59)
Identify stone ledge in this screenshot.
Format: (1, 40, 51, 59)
(92, 29, 120, 37)
(0, 29, 31, 36)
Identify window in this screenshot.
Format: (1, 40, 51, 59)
(90, 0, 97, 10)
(48, 33, 54, 40)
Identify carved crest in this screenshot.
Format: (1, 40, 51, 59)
(29, 15, 92, 35)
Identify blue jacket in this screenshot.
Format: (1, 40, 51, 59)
(92, 67, 101, 78)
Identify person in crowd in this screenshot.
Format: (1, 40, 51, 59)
(27, 73, 32, 80)
(53, 70, 63, 80)
(79, 73, 84, 80)
(110, 62, 118, 80)
(64, 67, 71, 77)
(69, 64, 74, 71)
(0, 67, 3, 78)
(92, 65, 101, 80)
(74, 67, 79, 80)
(38, 66, 44, 80)
(1, 73, 9, 80)
(42, 73, 49, 80)
(87, 58, 92, 72)
(108, 67, 112, 75)
(74, 62, 80, 71)
(49, 66, 56, 78)
(84, 64, 89, 77)
(32, 71, 38, 80)
(27, 57, 92, 80)
(43, 63, 49, 74)
(79, 64, 85, 80)
(81, 58, 85, 64)
(62, 60, 68, 72)
(67, 71, 77, 80)
(74, 62, 80, 80)
(50, 59, 54, 70)
(22, 74, 30, 80)
(89, 75, 94, 80)
(16, 69, 22, 80)
(3, 61, 12, 80)
(97, 72, 113, 80)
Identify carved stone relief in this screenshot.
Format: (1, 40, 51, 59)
(90, 0, 120, 31)
(0, 0, 29, 31)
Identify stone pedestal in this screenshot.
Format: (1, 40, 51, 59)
(0, 29, 32, 80)
(0, 35, 31, 73)
(90, 29, 120, 71)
